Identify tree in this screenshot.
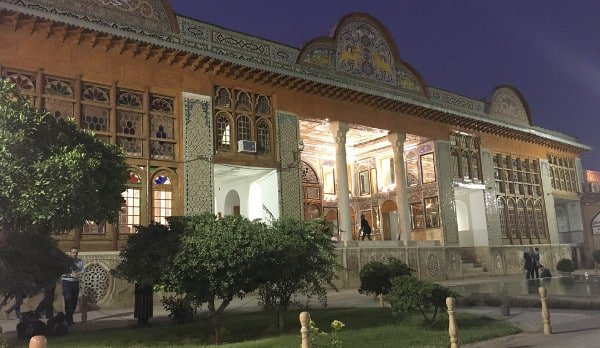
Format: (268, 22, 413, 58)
(0, 79, 128, 297)
(163, 214, 270, 337)
(112, 223, 179, 286)
(257, 218, 338, 331)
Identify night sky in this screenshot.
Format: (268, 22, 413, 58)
(170, 0, 600, 171)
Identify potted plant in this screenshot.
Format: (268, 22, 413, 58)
(556, 258, 576, 276)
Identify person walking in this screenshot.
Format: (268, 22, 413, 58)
(61, 247, 84, 326)
(360, 214, 372, 241)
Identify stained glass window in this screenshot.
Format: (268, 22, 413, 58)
(152, 173, 173, 225)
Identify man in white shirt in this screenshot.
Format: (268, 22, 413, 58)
(61, 247, 84, 326)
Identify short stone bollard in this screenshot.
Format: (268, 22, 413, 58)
(29, 335, 47, 348)
(299, 311, 311, 348)
(446, 297, 458, 348)
(81, 294, 88, 324)
(538, 287, 552, 334)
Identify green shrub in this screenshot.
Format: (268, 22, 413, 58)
(358, 258, 413, 298)
(593, 250, 600, 265)
(385, 275, 460, 325)
(556, 258, 576, 273)
(162, 295, 196, 324)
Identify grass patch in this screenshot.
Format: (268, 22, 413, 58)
(12, 308, 520, 347)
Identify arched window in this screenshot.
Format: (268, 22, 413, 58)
(237, 115, 251, 141)
(215, 112, 231, 148)
(525, 199, 536, 242)
(256, 119, 270, 153)
(534, 200, 547, 238)
(120, 170, 143, 234)
(152, 171, 174, 225)
(497, 197, 508, 238)
(461, 151, 469, 179)
(235, 91, 252, 111)
(214, 86, 231, 108)
(516, 199, 526, 244)
(507, 198, 518, 242)
(471, 152, 480, 181)
(255, 95, 271, 114)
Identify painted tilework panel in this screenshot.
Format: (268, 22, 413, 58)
(276, 112, 302, 219)
(540, 159, 559, 244)
(9, 0, 175, 35)
(575, 158, 584, 193)
(183, 93, 213, 215)
(435, 141, 459, 245)
(481, 149, 502, 245)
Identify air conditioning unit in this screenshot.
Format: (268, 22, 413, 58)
(237, 140, 257, 153)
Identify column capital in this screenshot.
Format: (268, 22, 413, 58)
(387, 132, 406, 151)
(329, 121, 349, 141)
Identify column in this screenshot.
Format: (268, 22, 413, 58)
(388, 132, 411, 244)
(330, 122, 352, 242)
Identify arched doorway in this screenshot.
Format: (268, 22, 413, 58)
(224, 189, 240, 216)
(381, 200, 397, 241)
(301, 161, 323, 220)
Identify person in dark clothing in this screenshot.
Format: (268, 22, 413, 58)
(34, 284, 56, 319)
(134, 283, 153, 327)
(532, 247, 541, 278)
(539, 265, 552, 279)
(524, 247, 535, 280)
(360, 214, 372, 241)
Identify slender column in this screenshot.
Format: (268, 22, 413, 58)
(388, 132, 411, 244)
(330, 122, 351, 242)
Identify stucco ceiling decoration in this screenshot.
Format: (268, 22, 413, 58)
(487, 85, 532, 126)
(299, 118, 423, 158)
(297, 13, 427, 96)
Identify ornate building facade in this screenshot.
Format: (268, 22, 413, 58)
(0, 1, 589, 305)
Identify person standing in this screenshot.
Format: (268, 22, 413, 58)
(524, 247, 534, 280)
(532, 247, 541, 279)
(61, 247, 84, 326)
(360, 214, 372, 241)
(4, 292, 23, 320)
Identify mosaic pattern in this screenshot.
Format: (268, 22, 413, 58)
(430, 88, 485, 114)
(82, 262, 110, 304)
(539, 159, 559, 244)
(299, 43, 334, 68)
(481, 149, 502, 245)
(426, 253, 439, 277)
(335, 19, 396, 84)
(277, 112, 302, 219)
(8, 0, 176, 35)
(489, 87, 530, 126)
(183, 93, 214, 215)
(435, 141, 459, 244)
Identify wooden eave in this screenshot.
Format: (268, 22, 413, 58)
(0, 9, 587, 155)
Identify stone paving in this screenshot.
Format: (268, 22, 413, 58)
(2, 269, 600, 347)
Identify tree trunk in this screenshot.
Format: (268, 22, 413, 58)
(278, 304, 286, 331)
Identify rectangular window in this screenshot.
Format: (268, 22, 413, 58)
(120, 188, 141, 234)
(406, 158, 419, 187)
(359, 170, 370, 196)
(410, 203, 425, 230)
(322, 167, 335, 195)
(424, 197, 440, 228)
(153, 190, 172, 225)
(370, 168, 378, 194)
(380, 157, 395, 187)
(82, 221, 105, 234)
(420, 153, 436, 184)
